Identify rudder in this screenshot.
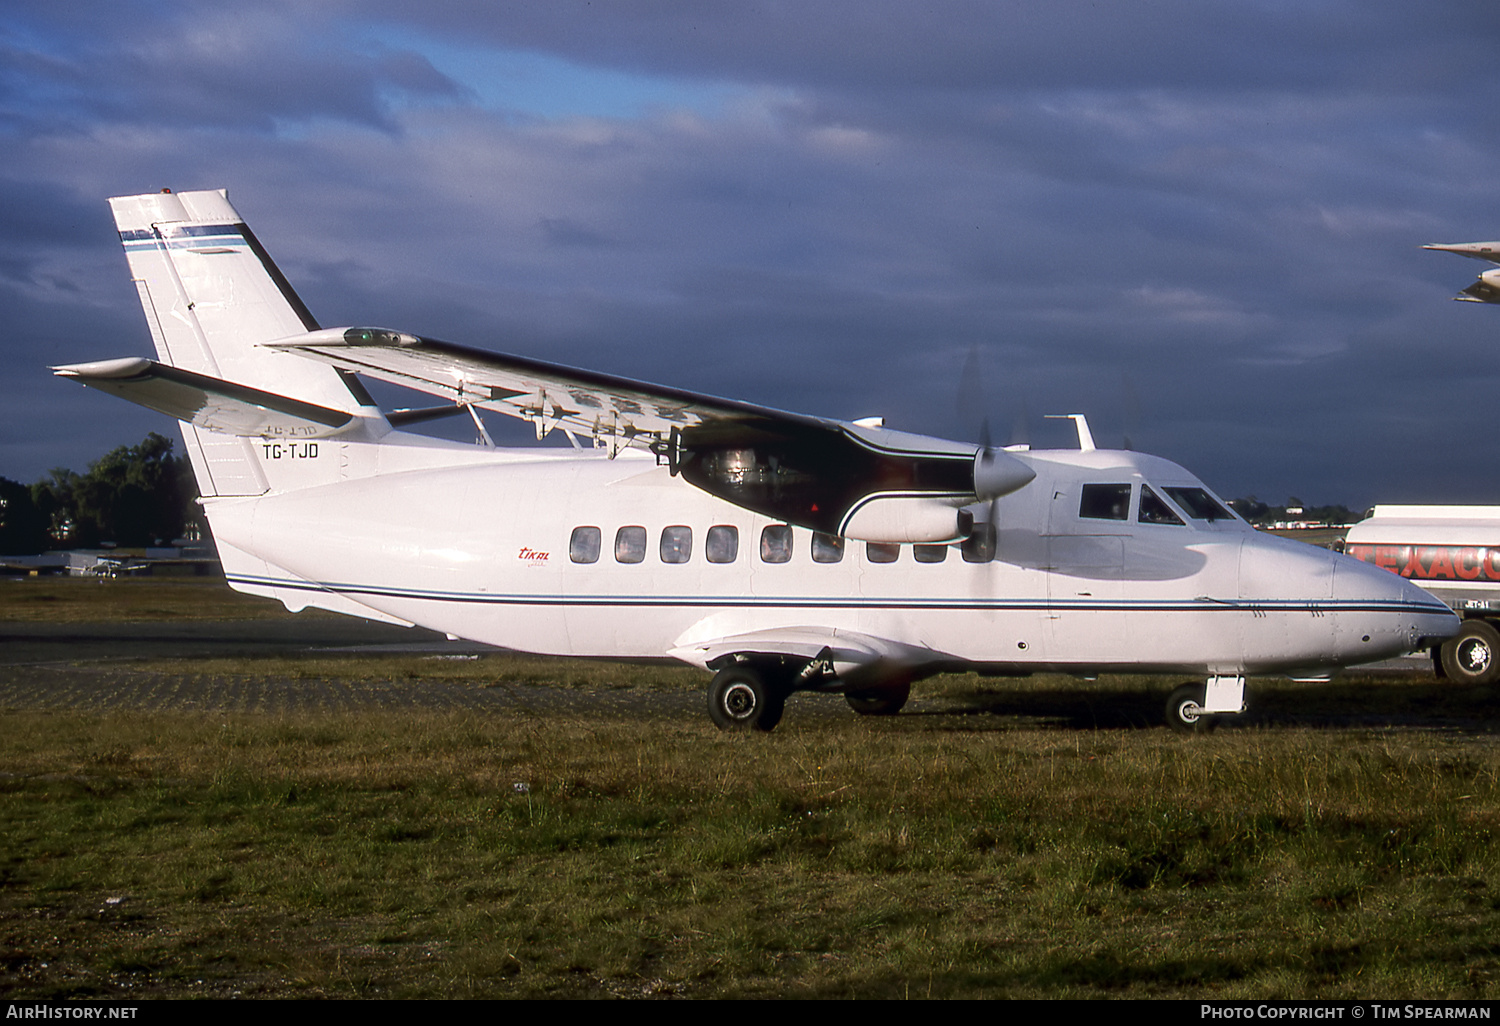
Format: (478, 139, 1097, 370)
(109, 189, 375, 496)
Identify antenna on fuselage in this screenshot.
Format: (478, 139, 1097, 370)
(1044, 413, 1096, 452)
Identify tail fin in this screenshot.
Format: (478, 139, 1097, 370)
(107, 189, 378, 496)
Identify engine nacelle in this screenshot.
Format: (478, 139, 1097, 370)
(1459, 267, 1500, 303)
(840, 498, 974, 544)
(674, 420, 1033, 538)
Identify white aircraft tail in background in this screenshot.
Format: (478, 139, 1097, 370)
(53, 189, 1460, 732)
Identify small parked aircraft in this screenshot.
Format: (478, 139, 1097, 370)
(1423, 240, 1500, 303)
(54, 189, 1459, 731)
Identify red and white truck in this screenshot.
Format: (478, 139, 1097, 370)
(1343, 505, 1500, 683)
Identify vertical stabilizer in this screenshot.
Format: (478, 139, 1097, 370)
(109, 189, 376, 496)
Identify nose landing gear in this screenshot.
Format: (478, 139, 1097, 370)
(1165, 675, 1245, 734)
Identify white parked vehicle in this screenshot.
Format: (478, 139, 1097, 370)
(1344, 505, 1500, 684)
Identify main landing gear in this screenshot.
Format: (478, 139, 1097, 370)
(843, 678, 911, 717)
(706, 659, 912, 731)
(707, 664, 787, 731)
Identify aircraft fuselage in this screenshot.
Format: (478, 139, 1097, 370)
(205, 438, 1453, 681)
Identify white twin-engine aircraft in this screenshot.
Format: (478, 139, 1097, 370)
(55, 189, 1458, 732)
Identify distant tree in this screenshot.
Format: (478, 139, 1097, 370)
(30, 468, 82, 546)
(1227, 496, 1269, 522)
(1226, 496, 1358, 527)
(23, 434, 199, 549)
(0, 476, 49, 554)
(72, 433, 196, 547)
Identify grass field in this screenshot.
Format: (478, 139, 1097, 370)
(1, 579, 1498, 999)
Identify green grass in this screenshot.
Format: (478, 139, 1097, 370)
(0, 577, 298, 622)
(2, 577, 1498, 998)
(2, 710, 1498, 998)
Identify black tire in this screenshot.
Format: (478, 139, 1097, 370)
(707, 665, 785, 731)
(843, 678, 911, 716)
(1165, 683, 1217, 734)
(1439, 619, 1500, 686)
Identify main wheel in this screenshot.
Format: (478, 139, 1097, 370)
(707, 665, 785, 731)
(843, 678, 911, 716)
(1439, 619, 1500, 685)
(1165, 683, 1217, 734)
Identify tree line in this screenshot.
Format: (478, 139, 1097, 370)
(0, 433, 200, 554)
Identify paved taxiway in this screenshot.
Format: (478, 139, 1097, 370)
(0, 617, 716, 720)
(2, 614, 1496, 732)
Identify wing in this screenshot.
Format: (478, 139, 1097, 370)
(265, 326, 1036, 542)
(263, 326, 827, 447)
(1423, 242, 1500, 265)
(264, 324, 1032, 540)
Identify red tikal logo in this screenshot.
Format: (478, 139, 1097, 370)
(1347, 544, 1500, 582)
(517, 547, 550, 563)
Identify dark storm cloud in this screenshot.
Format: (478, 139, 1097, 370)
(2, 1, 465, 134)
(4, 1, 1500, 510)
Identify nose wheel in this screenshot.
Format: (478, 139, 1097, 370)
(1165, 683, 1218, 734)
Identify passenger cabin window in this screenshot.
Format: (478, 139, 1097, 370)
(569, 526, 601, 564)
(1164, 487, 1233, 522)
(866, 542, 899, 564)
(914, 544, 948, 564)
(760, 525, 793, 563)
(812, 532, 845, 564)
(705, 525, 739, 563)
(660, 526, 692, 563)
(1079, 483, 1132, 521)
(961, 524, 995, 563)
(615, 526, 647, 563)
(1138, 486, 1185, 526)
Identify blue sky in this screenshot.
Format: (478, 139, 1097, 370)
(5, 1, 1500, 508)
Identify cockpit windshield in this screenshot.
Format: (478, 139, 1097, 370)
(1163, 486, 1233, 522)
(1138, 486, 1184, 526)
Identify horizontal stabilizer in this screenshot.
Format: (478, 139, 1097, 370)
(53, 357, 357, 439)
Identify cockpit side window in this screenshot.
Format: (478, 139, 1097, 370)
(1079, 483, 1132, 521)
(1164, 486, 1234, 521)
(1138, 486, 1185, 526)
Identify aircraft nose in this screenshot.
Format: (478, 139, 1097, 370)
(1333, 551, 1460, 659)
